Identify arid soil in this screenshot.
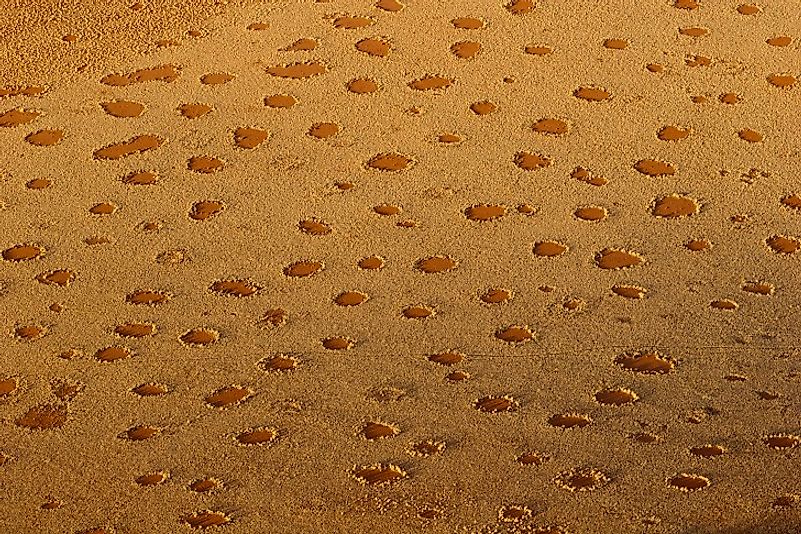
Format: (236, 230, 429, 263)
(1, 1, 800, 533)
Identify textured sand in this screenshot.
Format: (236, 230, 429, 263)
(1, 1, 801, 533)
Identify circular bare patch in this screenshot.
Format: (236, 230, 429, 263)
(3, 243, 43, 262)
(258, 354, 299, 372)
(95, 346, 132, 362)
(351, 463, 407, 485)
(183, 510, 231, 528)
(766, 235, 800, 254)
(465, 204, 506, 221)
(415, 255, 457, 273)
(573, 86, 610, 101)
(205, 386, 252, 408)
(548, 413, 592, 429)
(634, 159, 675, 176)
(366, 152, 413, 171)
(179, 328, 219, 347)
(126, 290, 171, 305)
(668, 473, 710, 491)
(474, 395, 518, 413)
(284, 260, 324, 277)
(236, 427, 277, 446)
(209, 279, 259, 297)
(533, 240, 568, 257)
(651, 194, 699, 218)
(495, 325, 533, 343)
(16, 403, 67, 430)
(114, 322, 155, 338)
(615, 350, 675, 374)
(554, 468, 610, 491)
(595, 248, 644, 269)
(764, 434, 800, 450)
(361, 421, 399, 441)
(595, 388, 638, 406)
(690, 445, 725, 458)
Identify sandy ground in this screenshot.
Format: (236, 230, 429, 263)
(1, 1, 801, 533)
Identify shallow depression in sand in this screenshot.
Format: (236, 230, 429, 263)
(206, 386, 252, 407)
(267, 61, 327, 79)
(351, 464, 406, 485)
(555, 468, 609, 491)
(101, 65, 179, 86)
(234, 127, 269, 149)
(0, 86, 45, 97)
(0, 109, 40, 127)
(615, 351, 675, 374)
(481, 288, 512, 304)
(595, 388, 638, 406)
(574, 86, 611, 101)
(690, 445, 726, 458)
(451, 41, 481, 59)
(408, 75, 452, 91)
(548, 413, 592, 428)
(415, 255, 457, 273)
(259, 354, 298, 372)
(428, 351, 464, 365)
(533, 118, 569, 135)
(367, 152, 413, 171)
(635, 159, 675, 176)
(409, 440, 445, 457)
(3, 244, 44, 262)
(183, 511, 231, 528)
(308, 122, 339, 139)
(766, 235, 800, 254)
(574, 206, 607, 221)
(180, 328, 219, 347)
(179, 103, 212, 119)
(284, 260, 324, 277)
(115, 322, 155, 338)
(533, 240, 568, 257)
(465, 204, 506, 221)
(188, 156, 224, 174)
(25, 129, 63, 146)
(515, 151, 551, 170)
(495, 325, 533, 343)
(334, 291, 368, 306)
(612, 284, 646, 299)
(210, 279, 259, 297)
(356, 38, 391, 57)
(94, 135, 163, 160)
(362, 421, 399, 440)
(651, 194, 699, 218)
(126, 290, 171, 306)
(764, 434, 800, 450)
(236, 427, 277, 446)
(475, 396, 518, 413)
(668, 473, 710, 491)
(190, 200, 225, 221)
(596, 248, 643, 269)
(101, 101, 144, 118)
(123, 171, 157, 185)
(132, 383, 168, 396)
(517, 451, 550, 466)
(322, 336, 353, 350)
(95, 345, 132, 362)
(264, 94, 296, 108)
(452, 16, 484, 29)
(16, 403, 67, 430)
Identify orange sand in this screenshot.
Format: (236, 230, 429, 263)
(1, 1, 801, 533)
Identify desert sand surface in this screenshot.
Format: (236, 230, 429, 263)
(1, 0, 800, 532)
